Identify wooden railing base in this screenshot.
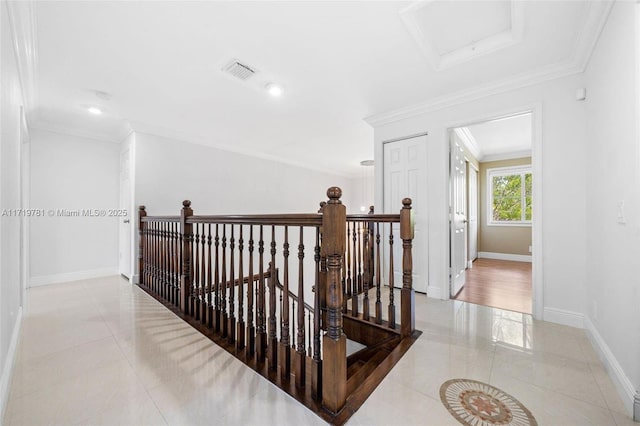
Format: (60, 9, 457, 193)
(136, 282, 421, 426)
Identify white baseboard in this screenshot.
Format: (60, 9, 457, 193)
(584, 316, 639, 420)
(131, 273, 139, 284)
(543, 307, 584, 329)
(0, 307, 23, 422)
(29, 267, 118, 287)
(478, 251, 532, 262)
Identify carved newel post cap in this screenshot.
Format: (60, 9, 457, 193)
(182, 200, 192, 208)
(369, 205, 374, 213)
(402, 198, 412, 208)
(138, 205, 146, 211)
(326, 187, 342, 203)
(318, 201, 327, 213)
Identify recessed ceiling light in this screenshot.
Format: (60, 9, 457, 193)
(266, 83, 283, 97)
(88, 106, 103, 115)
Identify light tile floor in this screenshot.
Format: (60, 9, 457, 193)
(3, 276, 636, 425)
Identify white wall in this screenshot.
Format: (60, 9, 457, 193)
(372, 74, 588, 322)
(584, 1, 640, 417)
(134, 132, 357, 215)
(29, 129, 120, 284)
(0, 0, 26, 417)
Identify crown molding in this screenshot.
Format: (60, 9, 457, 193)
(5, 0, 38, 124)
(29, 123, 126, 145)
(365, 0, 614, 128)
(480, 150, 531, 163)
(129, 122, 357, 179)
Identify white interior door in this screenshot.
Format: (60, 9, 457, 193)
(119, 150, 131, 279)
(467, 163, 478, 266)
(383, 134, 427, 293)
(450, 136, 467, 296)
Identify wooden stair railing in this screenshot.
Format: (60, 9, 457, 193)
(137, 187, 418, 425)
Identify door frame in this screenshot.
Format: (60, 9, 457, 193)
(445, 103, 543, 320)
(466, 161, 479, 268)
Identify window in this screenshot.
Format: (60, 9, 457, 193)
(487, 166, 532, 226)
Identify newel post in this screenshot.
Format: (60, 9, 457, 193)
(400, 198, 415, 338)
(138, 206, 146, 286)
(321, 187, 347, 414)
(180, 200, 193, 314)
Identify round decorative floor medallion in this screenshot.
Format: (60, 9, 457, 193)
(440, 379, 537, 426)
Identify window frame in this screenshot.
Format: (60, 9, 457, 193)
(486, 165, 532, 227)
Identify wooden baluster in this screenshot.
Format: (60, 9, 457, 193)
(214, 224, 221, 332)
(311, 226, 322, 400)
(357, 221, 363, 295)
(154, 222, 159, 294)
(307, 310, 311, 357)
(228, 225, 236, 343)
(206, 224, 213, 327)
(321, 187, 347, 414)
(200, 223, 206, 324)
(173, 223, 182, 308)
(256, 225, 267, 362)
(400, 198, 415, 338)
(138, 206, 146, 287)
(388, 226, 396, 329)
(268, 226, 277, 371)
(179, 201, 193, 314)
(346, 222, 352, 301)
(291, 299, 296, 351)
(375, 222, 382, 324)
(166, 222, 171, 300)
(351, 221, 358, 316)
(163, 222, 169, 300)
(237, 225, 245, 350)
(295, 226, 306, 388)
(247, 225, 255, 356)
(280, 226, 291, 378)
(362, 220, 370, 321)
(193, 223, 200, 319)
(172, 222, 178, 306)
(150, 222, 154, 292)
(221, 224, 228, 337)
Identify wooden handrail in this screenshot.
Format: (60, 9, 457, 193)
(189, 214, 322, 226)
(346, 214, 399, 222)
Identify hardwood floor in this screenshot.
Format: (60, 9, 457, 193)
(453, 258, 532, 314)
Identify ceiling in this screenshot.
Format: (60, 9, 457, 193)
(28, 1, 610, 175)
(456, 113, 532, 161)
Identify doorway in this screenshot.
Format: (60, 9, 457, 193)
(449, 111, 535, 314)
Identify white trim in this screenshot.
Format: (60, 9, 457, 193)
(365, 2, 614, 128)
(478, 252, 531, 262)
(29, 124, 127, 145)
(543, 307, 584, 329)
(486, 165, 532, 226)
(0, 307, 23, 423)
(5, 0, 38, 123)
(132, 274, 140, 285)
(29, 268, 118, 287)
(481, 150, 532, 162)
(453, 127, 482, 160)
(584, 316, 639, 419)
(399, 0, 525, 71)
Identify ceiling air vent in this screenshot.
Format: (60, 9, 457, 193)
(222, 60, 257, 81)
